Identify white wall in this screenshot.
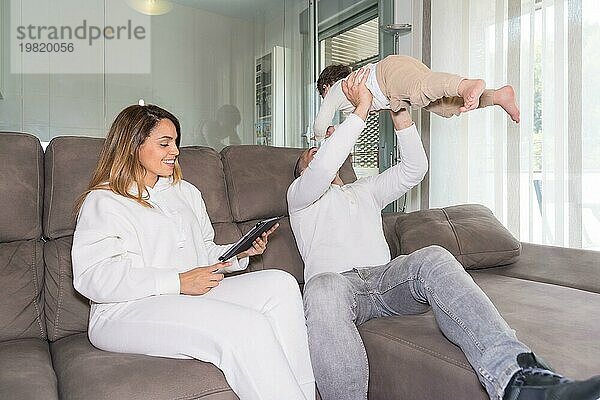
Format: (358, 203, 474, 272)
(0, 0, 258, 146)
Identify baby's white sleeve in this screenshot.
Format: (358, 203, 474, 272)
(313, 82, 351, 141)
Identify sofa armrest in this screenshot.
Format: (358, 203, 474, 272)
(482, 242, 600, 294)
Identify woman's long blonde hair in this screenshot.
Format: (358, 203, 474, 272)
(76, 104, 183, 211)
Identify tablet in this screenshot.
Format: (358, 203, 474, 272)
(218, 216, 283, 262)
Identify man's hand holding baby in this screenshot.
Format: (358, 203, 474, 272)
(341, 68, 373, 121)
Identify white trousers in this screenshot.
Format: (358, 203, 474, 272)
(88, 269, 315, 400)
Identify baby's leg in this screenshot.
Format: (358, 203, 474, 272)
(424, 86, 520, 123)
(424, 89, 492, 117)
(424, 97, 464, 118)
(409, 71, 484, 115)
(467, 85, 520, 122)
(409, 71, 464, 109)
(457, 79, 486, 112)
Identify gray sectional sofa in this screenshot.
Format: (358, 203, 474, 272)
(1, 130, 599, 400)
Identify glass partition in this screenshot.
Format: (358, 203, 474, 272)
(0, 0, 314, 150)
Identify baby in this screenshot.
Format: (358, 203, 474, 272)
(314, 55, 520, 141)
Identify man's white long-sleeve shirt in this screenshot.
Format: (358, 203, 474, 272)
(72, 178, 248, 305)
(288, 114, 428, 283)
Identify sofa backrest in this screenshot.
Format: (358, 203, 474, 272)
(178, 146, 244, 252)
(221, 145, 305, 282)
(222, 145, 357, 222)
(221, 145, 357, 283)
(0, 132, 47, 341)
(43, 136, 104, 341)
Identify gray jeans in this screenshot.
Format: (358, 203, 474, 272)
(303, 245, 530, 400)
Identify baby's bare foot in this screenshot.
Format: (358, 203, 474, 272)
(458, 79, 486, 112)
(493, 85, 520, 123)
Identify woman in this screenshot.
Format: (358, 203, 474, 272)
(71, 104, 315, 400)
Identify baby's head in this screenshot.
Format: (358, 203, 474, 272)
(317, 64, 352, 98)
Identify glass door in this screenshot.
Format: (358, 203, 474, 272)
(319, 14, 380, 178)
(316, 0, 400, 211)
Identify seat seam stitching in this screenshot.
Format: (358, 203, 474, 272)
(31, 241, 45, 339)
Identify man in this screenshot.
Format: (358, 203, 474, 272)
(287, 68, 600, 400)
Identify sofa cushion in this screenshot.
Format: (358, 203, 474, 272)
(362, 315, 487, 400)
(44, 136, 104, 239)
(0, 240, 46, 341)
(221, 145, 356, 222)
(0, 132, 43, 242)
(359, 273, 600, 400)
(484, 242, 600, 294)
(179, 146, 233, 224)
(51, 333, 238, 400)
(44, 237, 89, 341)
(44, 139, 237, 238)
(395, 204, 521, 269)
(0, 338, 58, 400)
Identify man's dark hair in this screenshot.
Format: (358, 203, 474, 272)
(317, 64, 352, 97)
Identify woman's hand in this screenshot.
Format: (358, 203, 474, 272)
(179, 263, 228, 295)
(236, 223, 280, 259)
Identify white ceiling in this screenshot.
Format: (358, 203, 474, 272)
(170, 0, 284, 19)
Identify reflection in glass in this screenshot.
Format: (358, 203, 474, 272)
(197, 105, 242, 151)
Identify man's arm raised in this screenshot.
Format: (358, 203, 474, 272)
(287, 69, 373, 213)
(360, 109, 428, 210)
(389, 108, 414, 131)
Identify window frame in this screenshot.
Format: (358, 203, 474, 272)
(0, 0, 4, 100)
